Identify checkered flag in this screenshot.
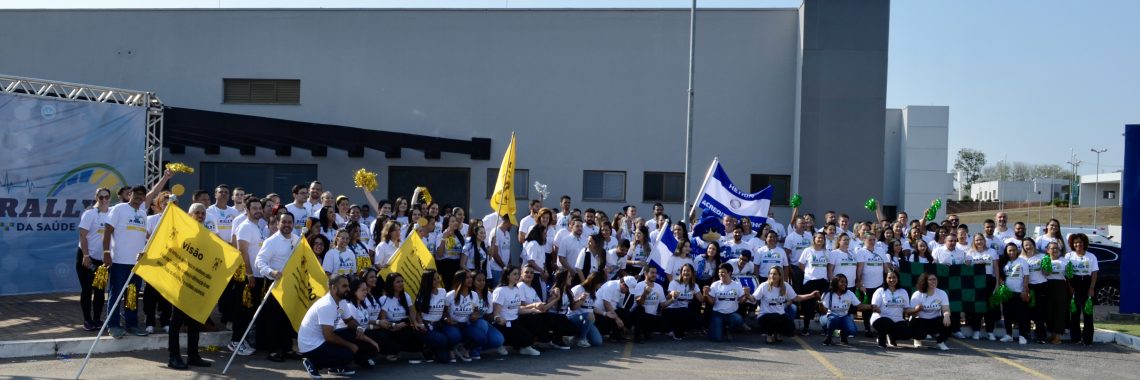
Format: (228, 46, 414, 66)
(897, 261, 989, 313)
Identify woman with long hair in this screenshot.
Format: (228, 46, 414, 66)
(998, 243, 1031, 344)
(570, 271, 607, 347)
(341, 277, 381, 368)
(322, 229, 355, 277)
(491, 266, 541, 356)
(393, 197, 410, 225)
(520, 267, 576, 349)
(627, 226, 652, 276)
(1021, 238, 1049, 343)
(308, 234, 331, 266)
(797, 232, 831, 335)
(909, 272, 952, 351)
(373, 220, 401, 271)
(818, 274, 870, 346)
(316, 206, 338, 243)
(345, 221, 372, 270)
(465, 224, 490, 276)
(416, 269, 455, 363)
(443, 270, 502, 361)
(375, 273, 426, 363)
(754, 266, 819, 344)
(665, 239, 696, 284)
(522, 224, 548, 282)
(470, 271, 507, 356)
(435, 216, 466, 288)
(870, 269, 913, 348)
(1035, 219, 1064, 252)
(695, 241, 722, 288)
(664, 264, 702, 340)
(1041, 241, 1070, 344)
(575, 234, 608, 282)
(77, 187, 111, 331)
(966, 233, 1001, 340)
(910, 239, 934, 264)
(1065, 233, 1098, 345)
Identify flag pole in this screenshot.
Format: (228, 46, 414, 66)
(686, 157, 718, 224)
(681, 0, 698, 224)
(222, 279, 280, 374)
(75, 269, 137, 379)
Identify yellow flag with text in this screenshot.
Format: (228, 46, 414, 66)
(489, 133, 517, 225)
(134, 205, 242, 324)
(271, 239, 329, 332)
(380, 233, 436, 300)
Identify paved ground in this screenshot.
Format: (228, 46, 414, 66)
(2, 332, 1138, 380)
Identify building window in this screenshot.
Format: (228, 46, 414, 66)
(750, 174, 791, 206)
(1104, 190, 1116, 199)
(643, 172, 684, 203)
(485, 168, 529, 200)
(223, 79, 301, 104)
(387, 166, 471, 211)
(583, 171, 626, 202)
(199, 162, 317, 199)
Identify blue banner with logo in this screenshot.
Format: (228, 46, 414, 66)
(0, 92, 145, 294)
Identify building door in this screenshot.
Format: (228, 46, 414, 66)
(387, 166, 470, 212)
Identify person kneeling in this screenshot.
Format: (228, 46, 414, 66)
(908, 272, 952, 351)
(298, 275, 363, 378)
(818, 274, 871, 346)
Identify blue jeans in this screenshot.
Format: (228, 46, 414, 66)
(488, 270, 503, 290)
(568, 313, 603, 346)
(785, 304, 798, 322)
(820, 314, 856, 337)
(708, 311, 744, 342)
(424, 323, 454, 363)
(106, 263, 142, 329)
(442, 319, 503, 357)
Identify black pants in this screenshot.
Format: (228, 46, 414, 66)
(800, 279, 828, 330)
(1069, 276, 1095, 343)
(75, 249, 105, 324)
(967, 276, 999, 333)
(257, 296, 294, 354)
(861, 286, 880, 332)
(334, 328, 378, 365)
(144, 281, 171, 329)
(1044, 279, 1070, 335)
(1028, 283, 1049, 340)
(231, 278, 265, 343)
(494, 321, 536, 349)
(872, 318, 911, 346)
(437, 259, 460, 291)
(663, 306, 701, 338)
(633, 307, 668, 339)
(910, 317, 950, 343)
(757, 313, 795, 336)
(302, 341, 352, 371)
(1002, 292, 1031, 338)
(168, 307, 201, 359)
(596, 309, 632, 340)
(367, 324, 424, 355)
(518, 313, 575, 343)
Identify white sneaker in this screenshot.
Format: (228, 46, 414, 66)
(952, 331, 966, 339)
(163, 326, 170, 334)
(937, 342, 950, 351)
(972, 331, 981, 340)
(1018, 336, 1028, 345)
(913, 339, 923, 348)
(228, 341, 255, 356)
(496, 346, 509, 356)
(987, 333, 996, 341)
(1000, 335, 1014, 343)
(145, 326, 155, 334)
(519, 346, 541, 356)
(577, 339, 591, 348)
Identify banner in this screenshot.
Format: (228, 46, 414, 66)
(381, 233, 436, 300)
(271, 239, 329, 332)
(696, 159, 772, 230)
(897, 261, 988, 313)
(489, 133, 517, 225)
(0, 92, 145, 294)
(648, 228, 677, 286)
(133, 205, 242, 323)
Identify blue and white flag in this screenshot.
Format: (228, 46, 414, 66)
(696, 160, 773, 231)
(647, 227, 677, 286)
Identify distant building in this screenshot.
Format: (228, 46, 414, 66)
(970, 178, 1069, 203)
(1080, 172, 1122, 207)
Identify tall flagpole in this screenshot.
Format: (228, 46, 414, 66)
(681, 0, 698, 221)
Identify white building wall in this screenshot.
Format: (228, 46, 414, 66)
(1079, 173, 1123, 207)
(970, 179, 1068, 203)
(899, 106, 953, 220)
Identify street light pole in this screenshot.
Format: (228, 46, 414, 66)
(681, 0, 697, 221)
(1090, 148, 1107, 229)
(1066, 149, 1082, 228)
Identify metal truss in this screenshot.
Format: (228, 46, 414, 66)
(0, 74, 164, 186)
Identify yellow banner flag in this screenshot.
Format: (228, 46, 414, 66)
(380, 233, 436, 300)
(271, 239, 329, 332)
(489, 133, 517, 225)
(133, 205, 242, 324)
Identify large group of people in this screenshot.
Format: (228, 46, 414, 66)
(79, 176, 1101, 377)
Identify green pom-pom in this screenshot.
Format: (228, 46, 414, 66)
(1041, 256, 1053, 275)
(865, 198, 877, 212)
(1028, 290, 1036, 308)
(1070, 298, 1077, 314)
(995, 284, 1012, 302)
(1065, 262, 1074, 279)
(790, 193, 802, 208)
(933, 198, 942, 210)
(925, 207, 937, 221)
(1084, 298, 1094, 315)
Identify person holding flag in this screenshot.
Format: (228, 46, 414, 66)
(165, 203, 214, 370)
(230, 196, 267, 357)
(255, 211, 303, 362)
(489, 133, 518, 240)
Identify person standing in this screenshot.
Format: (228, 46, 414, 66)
(77, 188, 111, 331)
(229, 196, 266, 356)
(1065, 233, 1098, 345)
(102, 185, 154, 338)
(167, 204, 213, 370)
(797, 232, 830, 335)
(965, 233, 1001, 341)
(255, 211, 303, 362)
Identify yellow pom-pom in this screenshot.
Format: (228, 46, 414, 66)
(92, 266, 109, 290)
(242, 285, 253, 308)
(164, 162, 195, 174)
(416, 186, 433, 204)
(356, 255, 372, 273)
(125, 284, 138, 311)
(354, 169, 379, 192)
(232, 262, 246, 282)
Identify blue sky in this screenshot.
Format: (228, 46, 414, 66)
(10, 0, 1135, 175)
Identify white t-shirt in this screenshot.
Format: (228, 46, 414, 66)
(322, 247, 355, 276)
(966, 248, 999, 276)
(492, 285, 525, 322)
(106, 203, 148, 265)
(821, 290, 861, 318)
(373, 240, 398, 269)
(1023, 254, 1047, 285)
(910, 289, 950, 320)
(1065, 252, 1099, 276)
(932, 246, 967, 265)
(575, 249, 606, 276)
(752, 282, 797, 315)
(632, 281, 666, 315)
(78, 209, 109, 258)
(446, 290, 481, 322)
(605, 248, 629, 278)
(379, 293, 413, 322)
(828, 249, 861, 284)
(236, 219, 268, 274)
(555, 212, 571, 232)
(709, 279, 744, 314)
(597, 280, 628, 312)
(518, 215, 536, 236)
(206, 204, 240, 243)
(1003, 257, 1029, 293)
(255, 232, 300, 278)
(297, 294, 348, 353)
(798, 248, 830, 283)
(767, 220, 786, 239)
(285, 204, 310, 229)
(628, 244, 650, 268)
(421, 288, 447, 322)
(727, 258, 755, 275)
(1045, 256, 1069, 281)
(755, 245, 788, 278)
(570, 284, 597, 316)
(489, 227, 512, 272)
(666, 256, 695, 280)
(667, 280, 698, 310)
(556, 233, 588, 270)
(857, 246, 890, 289)
(1036, 236, 1063, 253)
(871, 287, 911, 324)
(523, 240, 546, 270)
(721, 239, 755, 260)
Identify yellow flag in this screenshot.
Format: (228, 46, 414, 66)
(380, 233, 436, 300)
(271, 239, 329, 332)
(134, 205, 242, 324)
(489, 133, 517, 225)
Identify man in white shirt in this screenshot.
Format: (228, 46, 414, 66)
(582, 209, 599, 237)
(932, 234, 967, 338)
(727, 250, 756, 275)
(254, 212, 302, 362)
(285, 184, 311, 232)
(517, 199, 543, 243)
(1003, 222, 1027, 249)
(206, 184, 240, 246)
(487, 215, 513, 286)
(994, 212, 1013, 241)
(102, 171, 173, 338)
(306, 181, 324, 216)
(229, 196, 267, 356)
(556, 218, 588, 277)
(555, 195, 573, 232)
(645, 203, 665, 233)
(982, 219, 1002, 252)
(631, 267, 668, 342)
(766, 210, 786, 240)
(297, 275, 357, 377)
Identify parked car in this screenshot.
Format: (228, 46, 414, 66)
(1086, 242, 1121, 306)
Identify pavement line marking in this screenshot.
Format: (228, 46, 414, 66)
(954, 340, 1053, 380)
(792, 336, 844, 378)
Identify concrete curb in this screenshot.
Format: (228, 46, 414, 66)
(1094, 329, 1140, 351)
(0, 332, 231, 359)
